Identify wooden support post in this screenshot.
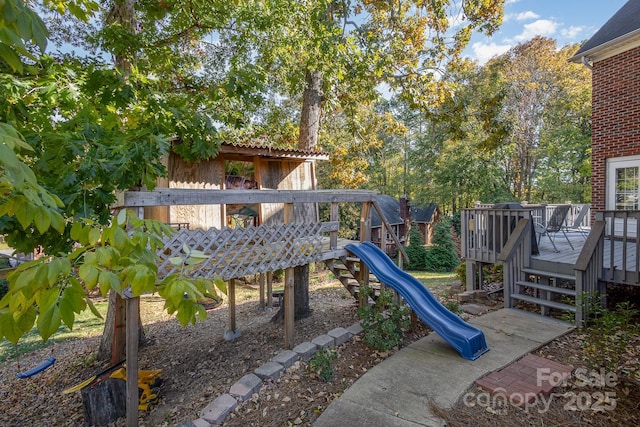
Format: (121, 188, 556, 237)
(330, 202, 339, 250)
(267, 271, 273, 308)
(113, 293, 127, 365)
(224, 279, 240, 340)
(125, 296, 139, 427)
(284, 202, 295, 349)
(359, 202, 372, 308)
(259, 273, 265, 309)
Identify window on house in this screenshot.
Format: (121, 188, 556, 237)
(607, 156, 640, 210)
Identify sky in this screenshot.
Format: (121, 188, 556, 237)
(466, 0, 629, 64)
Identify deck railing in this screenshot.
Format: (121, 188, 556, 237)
(574, 221, 605, 324)
(497, 218, 533, 309)
(461, 207, 537, 264)
(595, 210, 640, 285)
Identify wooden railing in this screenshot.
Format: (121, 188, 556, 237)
(497, 218, 533, 309)
(595, 210, 640, 285)
(574, 221, 605, 325)
(461, 207, 536, 263)
(120, 189, 408, 269)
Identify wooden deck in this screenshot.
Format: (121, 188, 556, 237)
(534, 228, 640, 284)
(462, 206, 640, 286)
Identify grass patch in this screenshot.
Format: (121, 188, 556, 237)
(408, 271, 458, 292)
(0, 300, 108, 363)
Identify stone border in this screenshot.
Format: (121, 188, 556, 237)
(175, 324, 363, 426)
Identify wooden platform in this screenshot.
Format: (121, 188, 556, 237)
(534, 230, 640, 282)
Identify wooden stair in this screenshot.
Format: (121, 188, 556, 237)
(324, 256, 379, 299)
(511, 268, 577, 315)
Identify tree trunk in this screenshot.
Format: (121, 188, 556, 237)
(271, 69, 323, 324)
(97, 291, 146, 363)
(271, 264, 312, 322)
(97, 0, 147, 364)
(298, 69, 323, 150)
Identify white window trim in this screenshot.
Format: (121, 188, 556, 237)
(606, 155, 640, 210)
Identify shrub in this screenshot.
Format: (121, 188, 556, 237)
(357, 286, 411, 351)
(308, 348, 338, 382)
(574, 292, 639, 372)
(424, 219, 459, 272)
(405, 225, 427, 270)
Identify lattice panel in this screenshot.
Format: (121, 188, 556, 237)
(157, 222, 324, 281)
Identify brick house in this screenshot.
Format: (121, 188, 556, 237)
(569, 0, 640, 213)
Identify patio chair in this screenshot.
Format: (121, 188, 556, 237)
(534, 204, 574, 252)
(563, 204, 590, 240)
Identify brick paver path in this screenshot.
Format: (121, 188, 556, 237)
(475, 354, 573, 406)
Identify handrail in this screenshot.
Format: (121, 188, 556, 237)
(574, 220, 605, 325)
(498, 218, 531, 263)
(497, 218, 532, 309)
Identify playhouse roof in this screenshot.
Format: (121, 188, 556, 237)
(218, 141, 329, 161)
(411, 203, 438, 223)
(372, 195, 404, 227)
(569, 0, 640, 63)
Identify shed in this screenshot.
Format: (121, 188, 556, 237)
(411, 203, 440, 245)
(371, 195, 406, 254)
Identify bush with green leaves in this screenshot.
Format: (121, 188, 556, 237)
(0, 210, 224, 344)
(357, 285, 411, 351)
(308, 347, 338, 382)
(424, 218, 459, 273)
(405, 225, 427, 270)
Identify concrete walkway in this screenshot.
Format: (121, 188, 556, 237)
(314, 308, 573, 427)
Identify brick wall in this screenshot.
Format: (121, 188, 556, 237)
(591, 46, 640, 211)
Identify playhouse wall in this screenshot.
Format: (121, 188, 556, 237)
(168, 154, 225, 230)
(258, 158, 317, 225)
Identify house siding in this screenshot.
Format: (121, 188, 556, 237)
(592, 46, 640, 211)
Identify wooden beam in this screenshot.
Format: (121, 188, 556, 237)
(125, 296, 139, 427)
(119, 189, 379, 208)
(284, 203, 295, 350)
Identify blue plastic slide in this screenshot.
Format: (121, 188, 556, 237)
(346, 242, 489, 360)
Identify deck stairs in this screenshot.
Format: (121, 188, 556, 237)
(324, 256, 380, 299)
(511, 267, 577, 317)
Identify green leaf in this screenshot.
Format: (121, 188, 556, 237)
(46, 258, 62, 285)
(98, 270, 121, 296)
(95, 247, 113, 268)
(11, 264, 37, 293)
(88, 227, 101, 245)
(168, 256, 183, 266)
(0, 312, 23, 344)
(70, 221, 84, 241)
(49, 210, 65, 233)
(15, 305, 37, 333)
(130, 267, 155, 295)
(33, 206, 51, 234)
(37, 287, 61, 341)
(86, 296, 104, 319)
(116, 209, 127, 226)
(214, 278, 227, 295)
(59, 281, 86, 329)
(0, 43, 23, 73)
(175, 300, 194, 326)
